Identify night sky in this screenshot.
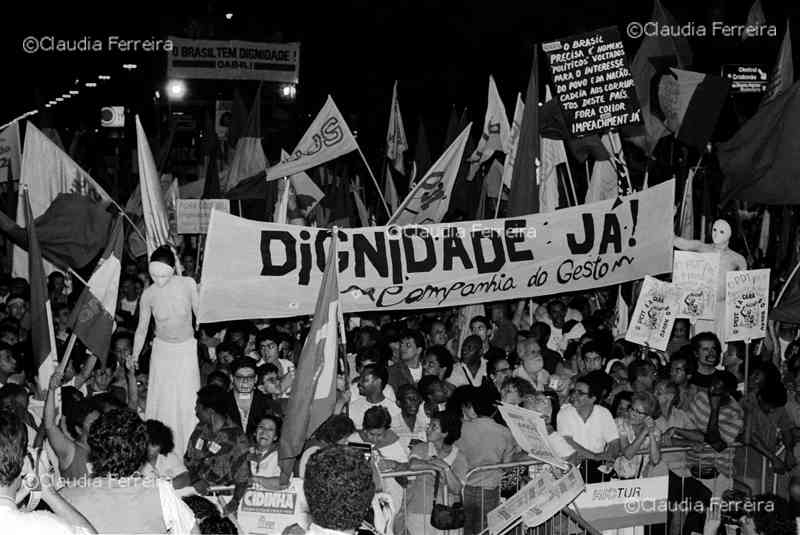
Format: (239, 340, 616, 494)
(3, 0, 797, 157)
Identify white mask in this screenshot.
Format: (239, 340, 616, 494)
(711, 220, 731, 246)
(148, 261, 174, 287)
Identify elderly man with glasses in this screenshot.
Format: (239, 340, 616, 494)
(227, 357, 283, 437)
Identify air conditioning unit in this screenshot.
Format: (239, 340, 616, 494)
(100, 106, 125, 127)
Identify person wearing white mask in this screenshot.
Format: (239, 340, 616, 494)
(132, 245, 201, 457)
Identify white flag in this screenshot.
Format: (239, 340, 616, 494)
(386, 81, 409, 175)
(388, 124, 471, 225)
(540, 138, 567, 213)
(467, 75, 510, 180)
(135, 116, 171, 257)
(266, 96, 358, 180)
(612, 286, 629, 339)
(500, 93, 524, 190)
(273, 148, 325, 224)
(586, 131, 629, 203)
(13, 123, 112, 279)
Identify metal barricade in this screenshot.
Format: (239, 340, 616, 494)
(381, 468, 450, 535)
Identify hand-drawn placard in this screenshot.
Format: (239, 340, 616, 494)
(625, 276, 680, 351)
(724, 269, 769, 342)
(672, 251, 720, 321)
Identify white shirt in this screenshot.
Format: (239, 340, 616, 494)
(142, 452, 186, 481)
(556, 404, 619, 454)
(391, 411, 429, 450)
(250, 449, 280, 478)
(409, 365, 423, 383)
(448, 360, 488, 388)
(350, 383, 396, 403)
(348, 396, 402, 430)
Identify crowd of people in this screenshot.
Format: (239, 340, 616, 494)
(0, 242, 798, 535)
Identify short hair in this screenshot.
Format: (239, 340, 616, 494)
(401, 329, 426, 351)
(355, 346, 384, 369)
(670, 349, 696, 375)
(611, 391, 633, 415)
(146, 419, 175, 455)
(206, 370, 231, 390)
(417, 375, 443, 401)
(111, 331, 134, 348)
(582, 370, 614, 400)
(469, 315, 491, 330)
(487, 354, 510, 376)
(576, 377, 604, 403)
(182, 496, 219, 523)
(431, 410, 462, 446)
(215, 341, 242, 359)
(628, 360, 655, 384)
(501, 376, 536, 399)
(361, 363, 388, 388)
(63, 398, 97, 439)
(462, 334, 482, 350)
(362, 405, 392, 430)
(0, 384, 27, 406)
(199, 516, 237, 534)
(230, 357, 258, 375)
(691, 332, 721, 356)
(425, 345, 454, 378)
(149, 245, 175, 267)
(315, 414, 356, 444)
(305, 445, 375, 531)
(196, 385, 232, 416)
(581, 341, 604, 359)
(711, 370, 739, 396)
(759, 382, 788, 408)
(88, 408, 147, 477)
(0, 409, 26, 486)
(256, 328, 280, 346)
(631, 391, 659, 418)
(257, 362, 279, 378)
(529, 322, 551, 344)
(253, 414, 282, 440)
(452, 385, 496, 417)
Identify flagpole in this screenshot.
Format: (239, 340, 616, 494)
(356, 146, 391, 218)
(0, 111, 38, 132)
(493, 187, 503, 219)
(562, 157, 578, 206)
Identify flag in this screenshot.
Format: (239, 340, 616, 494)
(14, 123, 112, 279)
(443, 106, 459, 149)
(540, 138, 568, 213)
(762, 21, 793, 106)
(383, 163, 399, 213)
(743, 0, 766, 41)
(273, 149, 325, 224)
(679, 170, 695, 239)
(656, 68, 730, 149)
(274, 178, 291, 224)
(509, 49, 540, 217)
(225, 85, 268, 192)
(629, 0, 693, 154)
(386, 81, 409, 175)
(228, 88, 250, 150)
(718, 82, 800, 204)
(586, 131, 630, 202)
(0, 121, 21, 184)
(69, 217, 124, 359)
(278, 236, 342, 475)
(388, 124, 471, 225)
(612, 286, 629, 340)
(351, 183, 371, 227)
(467, 76, 510, 180)
(267, 96, 358, 180)
(23, 190, 57, 392)
(414, 118, 432, 178)
(482, 160, 507, 208)
(501, 93, 524, 190)
(540, 96, 609, 163)
(758, 208, 770, 256)
(135, 116, 171, 257)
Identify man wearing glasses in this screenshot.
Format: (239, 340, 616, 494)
(556, 377, 620, 483)
(228, 358, 283, 437)
(255, 329, 295, 397)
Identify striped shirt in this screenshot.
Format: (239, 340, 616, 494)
(685, 391, 743, 477)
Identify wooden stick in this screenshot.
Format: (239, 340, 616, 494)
(357, 147, 391, 218)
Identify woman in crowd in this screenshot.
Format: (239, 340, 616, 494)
(422, 345, 455, 388)
(500, 377, 536, 406)
(614, 392, 661, 479)
(247, 414, 282, 482)
(403, 410, 468, 535)
(142, 419, 189, 489)
(298, 414, 356, 478)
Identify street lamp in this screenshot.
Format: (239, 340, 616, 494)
(166, 79, 187, 101)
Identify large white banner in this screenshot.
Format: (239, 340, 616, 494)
(725, 269, 770, 342)
(198, 180, 674, 322)
(167, 37, 300, 83)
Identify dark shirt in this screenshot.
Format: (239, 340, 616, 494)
(184, 417, 251, 505)
(690, 371, 714, 390)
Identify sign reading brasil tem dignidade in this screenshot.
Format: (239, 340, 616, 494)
(198, 180, 674, 321)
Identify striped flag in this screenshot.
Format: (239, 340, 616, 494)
(386, 81, 409, 175)
(69, 217, 124, 359)
(279, 235, 343, 480)
(23, 189, 57, 391)
(762, 21, 793, 106)
(135, 116, 171, 257)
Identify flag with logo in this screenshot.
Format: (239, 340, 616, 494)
(467, 76, 510, 180)
(762, 21, 793, 106)
(266, 96, 359, 180)
(586, 131, 630, 202)
(135, 116, 171, 257)
(225, 85, 268, 192)
(69, 217, 124, 359)
(279, 236, 343, 476)
(386, 81, 409, 175)
(14, 123, 111, 279)
(23, 190, 57, 391)
(389, 124, 471, 225)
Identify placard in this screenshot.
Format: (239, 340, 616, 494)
(672, 251, 720, 321)
(625, 276, 680, 351)
(198, 180, 675, 321)
(176, 199, 230, 234)
(571, 476, 668, 531)
(724, 269, 770, 342)
(721, 64, 768, 94)
(238, 477, 310, 535)
(496, 403, 566, 469)
(542, 26, 641, 137)
(489, 466, 584, 535)
(167, 37, 300, 83)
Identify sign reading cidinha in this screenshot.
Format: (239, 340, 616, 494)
(167, 36, 300, 83)
(198, 180, 674, 321)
